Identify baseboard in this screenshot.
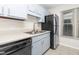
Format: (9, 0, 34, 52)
(60, 43, 79, 50)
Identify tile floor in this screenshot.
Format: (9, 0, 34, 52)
(45, 45, 79, 55)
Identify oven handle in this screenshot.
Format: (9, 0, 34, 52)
(0, 40, 28, 50)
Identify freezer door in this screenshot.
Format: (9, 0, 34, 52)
(54, 14, 59, 35)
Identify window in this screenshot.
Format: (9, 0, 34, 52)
(62, 10, 73, 36)
(77, 9, 79, 37)
(63, 24, 73, 36)
(77, 24, 79, 37)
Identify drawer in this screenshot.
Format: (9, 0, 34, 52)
(38, 33, 50, 39)
(32, 33, 50, 43)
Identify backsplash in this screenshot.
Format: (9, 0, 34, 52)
(24, 15, 42, 32)
(0, 18, 24, 32)
(0, 15, 42, 33)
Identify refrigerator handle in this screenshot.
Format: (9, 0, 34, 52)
(55, 15, 57, 34)
(55, 25, 57, 34)
(55, 15, 57, 25)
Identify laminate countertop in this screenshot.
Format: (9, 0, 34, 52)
(0, 31, 50, 45)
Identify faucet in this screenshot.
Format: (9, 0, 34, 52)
(32, 23, 36, 34)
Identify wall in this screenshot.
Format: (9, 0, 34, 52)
(49, 4, 79, 49)
(0, 15, 42, 34)
(24, 15, 42, 32)
(0, 18, 24, 33)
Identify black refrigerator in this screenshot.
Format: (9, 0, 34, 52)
(41, 14, 59, 49)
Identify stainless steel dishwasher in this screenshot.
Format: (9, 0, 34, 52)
(0, 38, 32, 55)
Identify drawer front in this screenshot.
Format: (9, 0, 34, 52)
(32, 33, 50, 43)
(38, 33, 50, 39)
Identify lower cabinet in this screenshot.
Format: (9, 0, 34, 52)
(32, 40, 42, 55)
(32, 32, 50, 55)
(42, 36, 50, 54)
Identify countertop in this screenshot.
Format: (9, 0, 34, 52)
(0, 31, 50, 45)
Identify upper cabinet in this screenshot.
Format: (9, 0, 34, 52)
(27, 4, 49, 22)
(27, 4, 41, 19)
(0, 4, 27, 21)
(0, 4, 49, 22)
(0, 5, 9, 16)
(7, 4, 27, 19)
(27, 4, 41, 14)
(0, 5, 5, 15)
(0, 6, 2, 15)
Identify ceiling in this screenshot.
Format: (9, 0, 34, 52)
(40, 4, 63, 9)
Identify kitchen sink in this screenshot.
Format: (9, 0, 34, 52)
(24, 30, 46, 34)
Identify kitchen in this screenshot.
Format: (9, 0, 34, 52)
(0, 4, 79, 55)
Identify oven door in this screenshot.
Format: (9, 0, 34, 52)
(9, 45, 31, 55)
(0, 38, 32, 55)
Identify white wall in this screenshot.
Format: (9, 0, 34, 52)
(49, 4, 79, 49)
(0, 16, 42, 33)
(24, 15, 42, 32)
(0, 17, 42, 36)
(0, 18, 24, 33)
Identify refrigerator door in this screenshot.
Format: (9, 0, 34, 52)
(54, 16, 56, 34)
(54, 14, 58, 34)
(53, 15, 59, 49)
(54, 26, 59, 49)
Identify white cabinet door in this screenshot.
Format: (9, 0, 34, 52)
(41, 37, 49, 54)
(45, 33, 50, 50)
(28, 4, 35, 13)
(41, 33, 50, 54)
(27, 4, 41, 17)
(28, 4, 38, 13)
(0, 4, 11, 16)
(41, 39, 45, 54)
(38, 6, 49, 22)
(44, 36, 50, 51)
(7, 5, 15, 16)
(0, 5, 8, 16)
(38, 7, 45, 22)
(27, 4, 48, 22)
(14, 5, 27, 18)
(8, 4, 27, 18)
(3, 6, 9, 16)
(0, 5, 3, 15)
(32, 41, 42, 55)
